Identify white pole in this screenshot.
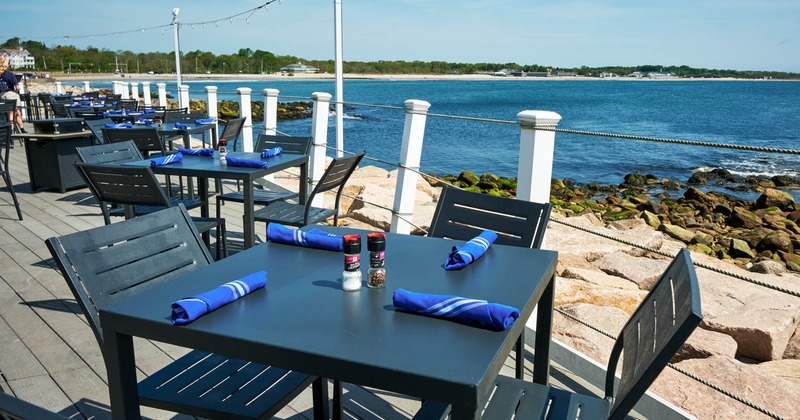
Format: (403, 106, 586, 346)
(263, 88, 279, 135)
(310, 92, 332, 207)
(237, 88, 253, 152)
(172, 8, 183, 109)
(390, 100, 431, 234)
(142, 82, 152, 107)
(333, 0, 344, 158)
(157, 83, 167, 108)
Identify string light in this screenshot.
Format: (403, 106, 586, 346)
(33, 0, 281, 44)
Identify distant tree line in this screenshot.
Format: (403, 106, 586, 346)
(3, 37, 798, 80)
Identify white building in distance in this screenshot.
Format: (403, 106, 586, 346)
(279, 62, 320, 74)
(1, 48, 35, 69)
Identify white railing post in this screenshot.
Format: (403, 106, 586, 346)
(390, 100, 431, 234)
(55, 81, 63, 94)
(130, 82, 139, 104)
(310, 92, 332, 207)
(237, 88, 253, 152)
(516, 110, 561, 204)
(263, 88, 279, 135)
(157, 83, 167, 107)
(205, 86, 219, 146)
(83, 81, 90, 93)
(121, 82, 130, 99)
(142, 82, 152, 107)
(178, 84, 190, 110)
(111, 81, 118, 95)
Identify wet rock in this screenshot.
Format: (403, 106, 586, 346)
(729, 238, 756, 258)
(457, 171, 479, 187)
(729, 207, 763, 229)
(758, 231, 794, 254)
(660, 223, 695, 243)
(756, 188, 795, 211)
(689, 243, 715, 256)
(641, 210, 662, 229)
(772, 175, 800, 187)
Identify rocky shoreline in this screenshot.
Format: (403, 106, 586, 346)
(435, 169, 800, 274)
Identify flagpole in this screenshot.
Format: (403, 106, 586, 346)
(334, 0, 344, 158)
(172, 8, 183, 109)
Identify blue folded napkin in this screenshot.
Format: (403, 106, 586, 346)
(171, 271, 267, 325)
(392, 288, 519, 331)
(177, 147, 214, 156)
(444, 230, 498, 270)
(137, 118, 153, 125)
(128, 111, 143, 116)
(266, 223, 343, 252)
(174, 122, 188, 130)
(143, 109, 156, 114)
(104, 123, 132, 128)
(105, 109, 123, 115)
(225, 156, 268, 168)
(195, 118, 216, 124)
(150, 152, 183, 167)
(261, 147, 282, 158)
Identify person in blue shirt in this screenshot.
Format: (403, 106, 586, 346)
(0, 55, 25, 133)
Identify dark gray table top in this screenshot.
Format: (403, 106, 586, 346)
(122, 151, 308, 180)
(100, 228, 558, 414)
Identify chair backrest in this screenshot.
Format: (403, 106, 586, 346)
(76, 140, 143, 165)
(103, 94, 122, 105)
(0, 101, 14, 126)
(51, 102, 70, 118)
(219, 117, 246, 149)
(103, 127, 165, 155)
(37, 93, 53, 118)
(429, 187, 552, 248)
(255, 134, 312, 155)
(85, 118, 115, 144)
(605, 248, 702, 420)
(164, 111, 205, 124)
(115, 98, 138, 111)
(45, 205, 213, 348)
(304, 152, 364, 224)
(73, 162, 171, 213)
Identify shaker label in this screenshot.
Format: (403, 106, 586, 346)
(344, 254, 360, 271)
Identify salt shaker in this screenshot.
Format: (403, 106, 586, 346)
(218, 138, 228, 164)
(367, 232, 386, 288)
(342, 234, 362, 291)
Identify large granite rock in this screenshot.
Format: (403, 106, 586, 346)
(555, 275, 647, 315)
(552, 303, 629, 364)
(591, 252, 671, 290)
(652, 356, 800, 419)
(675, 328, 738, 361)
(703, 296, 800, 361)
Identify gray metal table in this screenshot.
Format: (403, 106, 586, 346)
(123, 151, 308, 248)
(99, 228, 557, 419)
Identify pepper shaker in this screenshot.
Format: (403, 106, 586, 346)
(367, 232, 386, 288)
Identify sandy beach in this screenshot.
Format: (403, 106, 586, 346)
(45, 72, 755, 83)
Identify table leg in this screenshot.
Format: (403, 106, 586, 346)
(533, 272, 555, 385)
(299, 160, 308, 204)
(312, 377, 331, 420)
(103, 329, 141, 420)
(243, 177, 255, 248)
(449, 406, 480, 420)
(199, 177, 210, 245)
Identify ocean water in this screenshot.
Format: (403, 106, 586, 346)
(95, 78, 800, 197)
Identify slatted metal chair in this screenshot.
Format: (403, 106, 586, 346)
(216, 134, 313, 220)
(219, 117, 246, 151)
(84, 118, 115, 144)
(45, 205, 322, 420)
(253, 152, 364, 228)
(429, 186, 552, 249)
(0, 123, 22, 220)
(0, 391, 69, 420)
(73, 161, 227, 259)
(415, 248, 702, 420)
(102, 126, 166, 157)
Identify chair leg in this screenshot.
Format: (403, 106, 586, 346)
(312, 377, 331, 420)
(2, 172, 22, 221)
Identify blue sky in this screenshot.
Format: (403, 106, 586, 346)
(3, 0, 799, 72)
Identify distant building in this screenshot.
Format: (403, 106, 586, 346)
(1, 48, 35, 69)
(599, 72, 619, 78)
(279, 62, 319, 74)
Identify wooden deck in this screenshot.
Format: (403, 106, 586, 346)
(0, 128, 544, 419)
